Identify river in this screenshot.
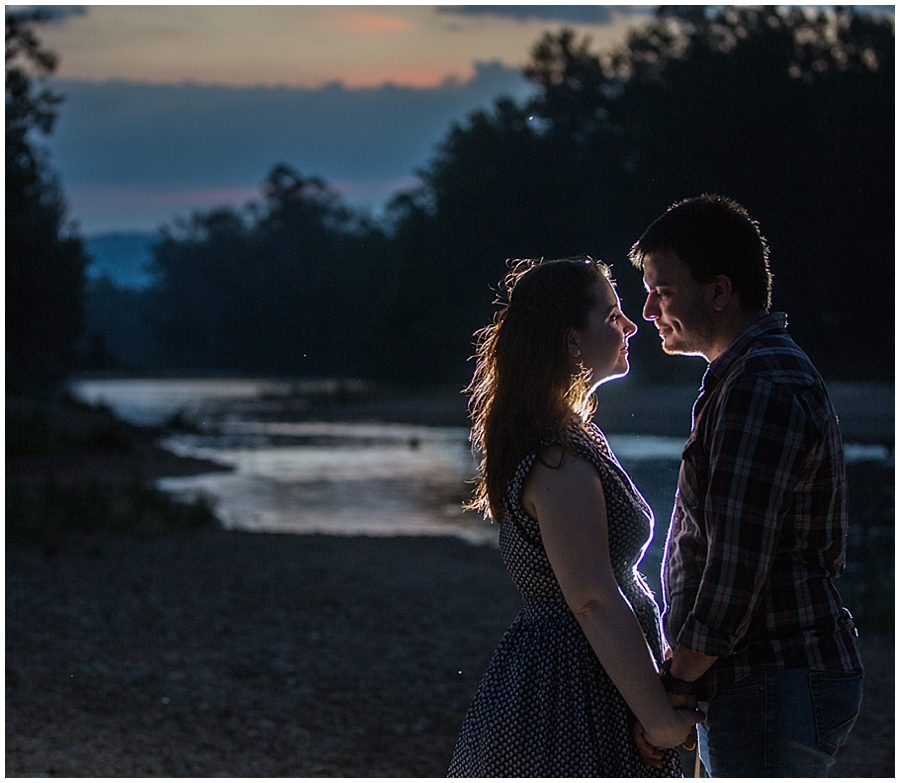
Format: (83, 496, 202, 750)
(68, 378, 892, 555)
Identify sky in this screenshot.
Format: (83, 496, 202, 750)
(14, 4, 656, 236)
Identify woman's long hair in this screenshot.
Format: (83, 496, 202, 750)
(466, 257, 611, 522)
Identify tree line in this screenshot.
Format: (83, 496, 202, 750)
(6, 11, 88, 394)
(8, 7, 895, 396)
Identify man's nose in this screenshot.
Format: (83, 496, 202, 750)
(642, 293, 659, 322)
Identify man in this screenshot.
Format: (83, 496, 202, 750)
(629, 195, 863, 776)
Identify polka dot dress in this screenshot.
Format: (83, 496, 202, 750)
(448, 420, 682, 777)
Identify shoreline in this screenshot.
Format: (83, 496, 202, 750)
(6, 529, 894, 777)
(66, 376, 895, 444)
(7, 384, 893, 775)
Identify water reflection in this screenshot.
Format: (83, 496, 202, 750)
(68, 378, 892, 548)
(158, 421, 492, 543)
(68, 377, 365, 426)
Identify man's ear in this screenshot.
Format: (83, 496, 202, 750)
(711, 275, 733, 312)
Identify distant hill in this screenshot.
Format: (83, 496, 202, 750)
(83, 232, 160, 289)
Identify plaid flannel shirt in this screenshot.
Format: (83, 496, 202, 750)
(662, 312, 863, 695)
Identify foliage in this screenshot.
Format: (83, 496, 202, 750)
(6, 393, 221, 546)
(79, 276, 162, 372)
(6, 11, 88, 393)
(381, 6, 894, 386)
(373, 98, 579, 383)
(6, 479, 219, 546)
(148, 165, 391, 377)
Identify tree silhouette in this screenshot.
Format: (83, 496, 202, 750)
(528, 7, 895, 381)
(382, 6, 893, 385)
(6, 11, 88, 393)
(119, 7, 892, 388)
(149, 165, 389, 377)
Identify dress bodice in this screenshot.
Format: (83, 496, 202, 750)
(499, 420, 666, 661)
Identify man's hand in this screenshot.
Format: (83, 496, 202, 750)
(665, 644, 715, 750)
(668, 692, 699, 750)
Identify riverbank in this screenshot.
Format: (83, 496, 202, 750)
(300, 378, 895, 443)
(66, 375, 895, 443)
(5, 530, 893, 777)
(7, 383, 893, 775)
(6, 395, 229, 546)
(6, 395, 229, 489)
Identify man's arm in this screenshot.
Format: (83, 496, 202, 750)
(675, 376, 810, 658)
(669, 645, 717, 683)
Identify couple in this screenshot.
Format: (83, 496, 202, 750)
(448, 195, 864, 778)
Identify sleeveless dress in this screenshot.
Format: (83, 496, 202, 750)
(448, 420, 682, 777)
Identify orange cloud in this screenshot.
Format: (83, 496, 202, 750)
(336, 63, 474, 89)
(322, 9, 417, 35)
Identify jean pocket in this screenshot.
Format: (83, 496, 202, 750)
(809, 672, 863, 755)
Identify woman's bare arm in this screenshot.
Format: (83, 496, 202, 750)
(523, 447, 702, 749)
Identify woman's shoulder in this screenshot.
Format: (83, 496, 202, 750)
(529, 422, 609, 485)
(510, 418, 607, 494)
(529, 445, 600, 484)
(521, 440, 606, 520)
(564, 417, 612, 459)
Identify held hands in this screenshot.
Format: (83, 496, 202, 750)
(645, 705, 704, 749)
(632, 702, 705, 769)
(668, 692, 700, 746)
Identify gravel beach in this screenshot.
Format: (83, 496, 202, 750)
(5, 530, 893, 777)
(6, 384, 893, 777)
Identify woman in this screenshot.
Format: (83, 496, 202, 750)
(448, 258, 702, 777)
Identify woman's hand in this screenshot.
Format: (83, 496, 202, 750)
(636, 707, 705, 765)
(633, 721, 666, 769)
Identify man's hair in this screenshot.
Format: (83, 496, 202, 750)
(629, 194, 773, 312)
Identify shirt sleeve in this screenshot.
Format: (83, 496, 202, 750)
(676, 375, 810, 657)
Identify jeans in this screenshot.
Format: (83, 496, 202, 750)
(697, 668, 863, 777)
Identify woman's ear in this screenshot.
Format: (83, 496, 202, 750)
(566, 328, 582, 359)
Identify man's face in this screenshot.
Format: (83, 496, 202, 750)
(641, 252, 716, 358)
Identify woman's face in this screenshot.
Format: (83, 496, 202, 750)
(569, 277, 638, 388)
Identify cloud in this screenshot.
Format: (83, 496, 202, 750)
(45, 62, 537, 232)
(68, 184, 267, 236)
(438, 5, 652, 25)
(322, 9, 418, 34)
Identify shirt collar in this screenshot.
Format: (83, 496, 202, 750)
(704, 311, 788, 388)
